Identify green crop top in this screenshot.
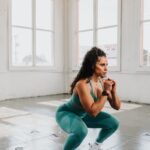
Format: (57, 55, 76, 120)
(65, 80, 103, 118)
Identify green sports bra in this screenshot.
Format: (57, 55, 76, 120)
(65, 80, 103, 118)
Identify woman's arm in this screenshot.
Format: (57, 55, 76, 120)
(76, 80, 109, 117)
(108, 91, 121, 110)
(107, 79, 121, 110)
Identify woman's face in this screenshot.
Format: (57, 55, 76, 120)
(94, 56, 108, 78)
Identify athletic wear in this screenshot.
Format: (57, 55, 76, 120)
(55, 80, 119, 150)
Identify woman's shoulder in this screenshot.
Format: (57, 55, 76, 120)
(76, 79, 90, 88)
(76, 79, 89, 85)
(72, 79, 89, 95)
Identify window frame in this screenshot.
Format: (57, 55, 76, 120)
(136, 0, 150, 72)
(71, 0, 122, 72)
(8, 0, 56, 71)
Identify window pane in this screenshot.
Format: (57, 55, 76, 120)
(78, 31, 93, 64)
(98, 0, 118, 27)
(144, 0, 150, 20)
(79, 0, 93, 30)
(36, 30, 54, 66)
(12, 0, 32, 27)
(36, 0, 54, 30)
(143, 22, 150, 66)
(12, 27, 32, 66)
(98, 27, 117, 66)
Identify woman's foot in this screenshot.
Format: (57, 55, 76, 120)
(88, 142, 102, 150)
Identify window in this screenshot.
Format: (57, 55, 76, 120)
(78, 0, 120, 68)
(140, 0, 150, 67)
(10, 0, 54, 68)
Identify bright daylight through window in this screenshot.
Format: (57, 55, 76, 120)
(141, 0, 150, 66)
(11, 0, 54, 67)
(78, 0, 119, 67)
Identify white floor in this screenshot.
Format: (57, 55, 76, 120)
(0, 94, 150, 150)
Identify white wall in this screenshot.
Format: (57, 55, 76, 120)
(0, 0, 65, 101)
(66, 0, 150, 104)
(1, 0, 150, 104)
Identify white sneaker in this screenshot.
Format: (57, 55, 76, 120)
(88, 142, 102, 150)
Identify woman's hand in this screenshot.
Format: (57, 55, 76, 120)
(107, 78, 116, 93)
(103, 79, 113, 92)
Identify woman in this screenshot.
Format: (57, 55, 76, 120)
(56, 47, 121, 150)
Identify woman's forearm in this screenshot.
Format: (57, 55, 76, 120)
(111, 91, 121, 110)
(90, 96, 108, 117)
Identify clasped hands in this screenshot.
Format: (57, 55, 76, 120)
(103, 78, 117, 95)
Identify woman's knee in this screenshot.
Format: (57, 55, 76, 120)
(110, 117, 119, 130)
(77, 126, 88, 140)
(102, 116, 119, 131)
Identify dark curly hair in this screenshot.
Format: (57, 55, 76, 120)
(70, 47, 106, 94)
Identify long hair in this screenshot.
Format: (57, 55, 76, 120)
(70, 47, 106, 94)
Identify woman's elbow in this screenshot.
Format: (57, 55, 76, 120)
(115, 106, 120, 110)
(88, 109, 98, 117)
(114, 103, 121, 110)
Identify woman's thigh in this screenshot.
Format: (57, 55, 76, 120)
(56, 110, 88, 134)
(82, 111, 119, 129)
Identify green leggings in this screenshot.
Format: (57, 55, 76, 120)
(56, 105, 119, 150)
